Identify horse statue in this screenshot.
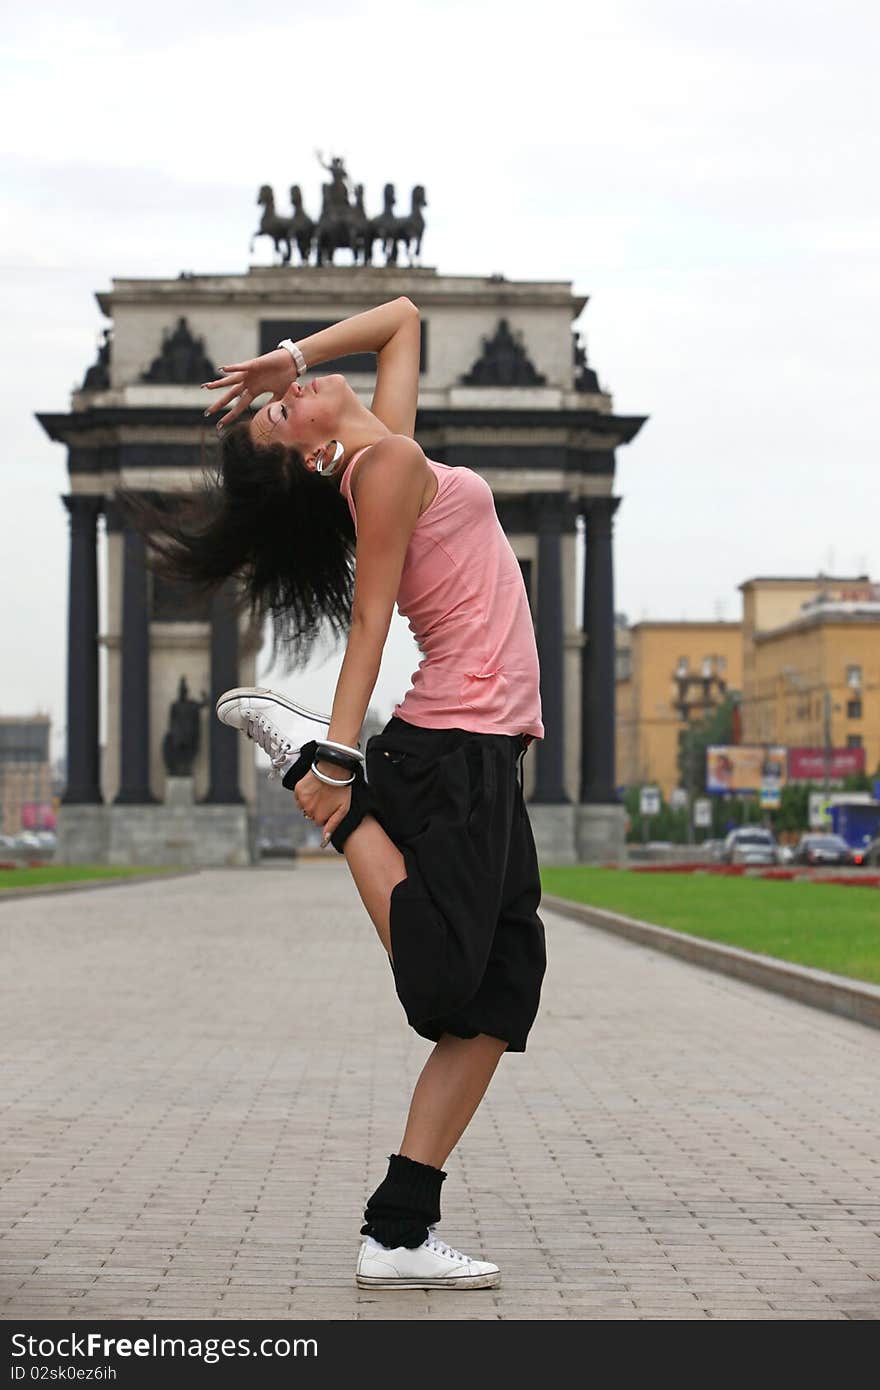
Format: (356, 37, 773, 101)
(250, 185, 292, 264)
(288, 184, 315, 264)
(350, 184, 372, 265)
(383, 185, 428, 266)
(369, 184, 400, 265)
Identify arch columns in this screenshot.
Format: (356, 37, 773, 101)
(61, 495, 103, 805)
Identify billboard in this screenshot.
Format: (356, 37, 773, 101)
(706, 745, 787, 795)
(788, 746, 866, 782)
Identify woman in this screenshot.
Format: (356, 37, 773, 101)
(154, 297, 547, 1290)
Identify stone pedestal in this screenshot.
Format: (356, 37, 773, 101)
(524, 802, 629, 866)
(528, 804, 577, 865)
(55, 806, 108, 865)
(575, 803, 627, 865)
(56, 798, 254, 868)
(165, 776, 195, 808)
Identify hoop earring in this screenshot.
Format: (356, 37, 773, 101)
(316, 439, 345, 476)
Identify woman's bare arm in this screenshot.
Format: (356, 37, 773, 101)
(205, 297, 421, 433)
(294, 296, 420, 438)
(367, 303, 420, 438)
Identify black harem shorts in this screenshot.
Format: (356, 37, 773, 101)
(364, 715, 547, 1053)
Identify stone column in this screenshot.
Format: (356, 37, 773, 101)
(204, 581, 244, 803)
(581, 495, 622, 804)
(531, 493, 569, 804)
(114, 503, 156, 803)
(61, 494, 103, 804)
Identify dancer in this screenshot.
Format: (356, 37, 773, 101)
(146, 297, 547, 1290)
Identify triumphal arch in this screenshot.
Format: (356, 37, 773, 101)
(39, 159, 645, 864)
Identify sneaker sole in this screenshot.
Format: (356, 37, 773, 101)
(215, 686, 331, 726)
(355, 1270, 500, 1290)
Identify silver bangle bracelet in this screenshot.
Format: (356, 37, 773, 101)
(316, 739, 365, 765)
(311, 761, 356, 788)
(277, 338, 308, 378)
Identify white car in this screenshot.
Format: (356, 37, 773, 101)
(721, 828, 779, 865)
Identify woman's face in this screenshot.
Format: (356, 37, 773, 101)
(247, 373, 352, 468)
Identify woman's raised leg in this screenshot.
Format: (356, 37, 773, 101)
(341, 812, 406, 957)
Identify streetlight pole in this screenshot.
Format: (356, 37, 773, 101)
(671, 656, 730, 847)
(823, 689, 832, 800)
(672, 659, 694, 847)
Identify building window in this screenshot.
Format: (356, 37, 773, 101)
(846, 698, 863, 719)
(846, 664, 863, 689)
(260, 320, 428, 374)
(846, 734, 863, 748)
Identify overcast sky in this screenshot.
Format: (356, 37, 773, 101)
(2, 0, 878, 758)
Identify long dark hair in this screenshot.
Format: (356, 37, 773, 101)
(122, 419, 356, 670)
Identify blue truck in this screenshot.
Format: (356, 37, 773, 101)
(828, 799, 880, 851)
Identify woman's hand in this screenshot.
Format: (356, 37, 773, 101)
(293, 768, 352, 849)
(201, 349, 298, 431)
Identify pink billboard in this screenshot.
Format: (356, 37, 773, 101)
(788, 747, 866, 782)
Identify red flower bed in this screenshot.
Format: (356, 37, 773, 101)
(810, 874, 880, 889)
(630, 863, 749, 876)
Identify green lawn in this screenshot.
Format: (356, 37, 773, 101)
(0, 865, 180, 891)
(540, 866, 880, 985)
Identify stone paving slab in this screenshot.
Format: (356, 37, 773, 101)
(1, 862, 878, 1321)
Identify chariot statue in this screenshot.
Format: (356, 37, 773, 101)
(249, 156, 427, 268)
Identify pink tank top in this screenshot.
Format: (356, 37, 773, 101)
(340, 446, 544, 740)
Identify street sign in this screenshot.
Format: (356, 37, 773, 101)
(639, 786, 661, 817)
(809, 791, 832, 829)
(693, 798, 712, 828)
(760, 783, 781, 809)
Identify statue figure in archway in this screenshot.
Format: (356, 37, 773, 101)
(162, 676, 208, 777)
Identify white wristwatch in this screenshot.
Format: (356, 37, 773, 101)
(277, 338, 308, 378)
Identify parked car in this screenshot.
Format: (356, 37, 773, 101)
(791, 833, 857, 867)
(864, 835, 880, 867)
(721, 828, 779, 865)
(13, 832, 42, 850)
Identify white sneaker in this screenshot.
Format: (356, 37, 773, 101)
(215, 686, 331, 779)
(355, 1229, 501, 1290)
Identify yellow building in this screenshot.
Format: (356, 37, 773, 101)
(0, 715, 52, 836)
(741, 576, 880, 775)
(616, 622, 742, 799)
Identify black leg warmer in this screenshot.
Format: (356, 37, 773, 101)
(282, 741, 378, 854)
(360, 1153, 448, 1250)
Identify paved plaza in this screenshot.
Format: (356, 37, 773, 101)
(1, 862, 879, 1321)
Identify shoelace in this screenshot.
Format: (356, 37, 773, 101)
(243, 712, 296, 780)
(425, 1232, 467, 1263)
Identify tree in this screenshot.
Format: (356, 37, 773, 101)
(676, 692, 738, 801)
